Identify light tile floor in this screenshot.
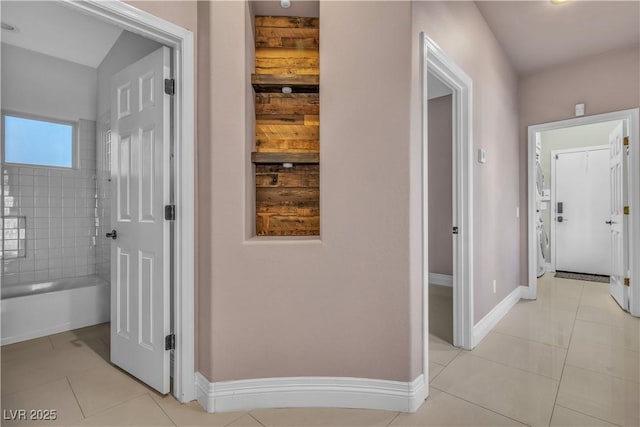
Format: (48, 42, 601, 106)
(2, 273, 639, 426)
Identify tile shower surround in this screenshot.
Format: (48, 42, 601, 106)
(1, 119, 100, 286)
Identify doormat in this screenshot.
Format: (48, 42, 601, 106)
(555, 271, 609, 283)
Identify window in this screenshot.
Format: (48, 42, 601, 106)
(2, 113, 75, 168)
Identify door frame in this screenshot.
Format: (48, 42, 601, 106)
(62, 0, 196, 402)
(421, 33, 474, 383)
(527, 109, 640, 317)
(550, 144, 609, 273)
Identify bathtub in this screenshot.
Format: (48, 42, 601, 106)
(1, 275, 110, 345)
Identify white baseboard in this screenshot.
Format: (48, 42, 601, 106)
(195, 373, 426, 413)
(428, 273, 453, 287)
(472, 285, 524, 348)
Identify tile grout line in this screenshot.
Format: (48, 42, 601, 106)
(66, 375, 87, 419)
(222, 411, 253, 427)
(490, 328, 570, 351)
(247, 412, 267, 426)
(554, 403, 623, 427)
(147, 392, 178, 427)
(430, 386, 532, 427)
(463, 351, 562, 382)
(548, 282, 584, 425)
(384, 411, 401, 427)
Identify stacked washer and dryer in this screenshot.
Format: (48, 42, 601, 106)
(536, 140, 550, 278)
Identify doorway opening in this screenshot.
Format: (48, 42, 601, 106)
(0, 0, 195, 403)
(527, 109, 640, 317)
(426, 72, 454, 346)
(421, 34, 474, 384)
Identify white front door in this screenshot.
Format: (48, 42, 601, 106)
(608, 122, 629, 310)
(555, 148, 610, 275)
(109, 46, 172, 393)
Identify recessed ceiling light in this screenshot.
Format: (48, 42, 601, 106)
(1, 22, 16, 31)
(550, 0, 572, 4)
(281, 0, 291, 9)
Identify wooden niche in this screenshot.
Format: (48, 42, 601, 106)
(252, 16, 320, 236)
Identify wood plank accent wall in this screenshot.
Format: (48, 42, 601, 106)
(253, 16, 320, 236)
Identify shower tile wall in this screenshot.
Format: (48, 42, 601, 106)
(1, 119, 97, 285)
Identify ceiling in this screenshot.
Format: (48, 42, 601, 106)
(427, 72, 453, 100)
(475, 1, 640, 75)
(1, 1, 123, 68)
(251, 0, 319, 18)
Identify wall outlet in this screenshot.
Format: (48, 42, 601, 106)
(575, 103, 585, 117)
(492, 279, 497, 294)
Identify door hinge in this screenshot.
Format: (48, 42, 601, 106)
(623, 136, 629, 146)
(164, 78, 175, 96)
(624, 206, 629, 215)
(165, 205, 176, 221)
(624, 277, 630, 287)
(165, 334, 176, 350)
(452, 226, 459, 235)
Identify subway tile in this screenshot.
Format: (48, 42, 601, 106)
(34, 270, 49, 281)
(19, 185, 34, 196)
(49, 268, 62, 279)
(34, 186, 49, 197)
(19, 206, 34, 217)
(34, 218, 49, 229)
(19, 271, 35, 283)
(34, 259, 48, 270)
(18, 175, 34, 186)
(34, 249, 49, 259)
(35, 196, 50, 207)
(2, 273, 20, 285)
(35, 175, 50, 187)
(62, 266, 76, 278)
(3, 261, 20, 274)
(34, 206, 49, 217)
(19, 167, 34, 176)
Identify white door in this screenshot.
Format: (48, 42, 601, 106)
(110, 46, 172, 394)
(555, 148, 610, 275)
(608, 122, 629, 310)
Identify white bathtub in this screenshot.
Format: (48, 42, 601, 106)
(1, 275, 110, 345)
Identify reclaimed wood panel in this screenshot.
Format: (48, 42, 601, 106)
(256, 27, 319, 49)
(255, 16, 319, 29)
(253, 16, 320, 236)
(251, 152, 319, 164)
(256, 164, 319, 187)
(255, 48, 318, 75)
(255, 93, 319, 115)
(256, 214, 319, 236)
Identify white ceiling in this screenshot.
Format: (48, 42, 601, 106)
(1, 1, 123, 68)
(251, 0, 319, 18)
(475, 1, 640, 75)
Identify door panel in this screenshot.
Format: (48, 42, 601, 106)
(555, 148, 610, 275)
(110, 46, 171, 394)
(609, 122, 629, 310)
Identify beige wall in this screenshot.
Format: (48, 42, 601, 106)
(428, 95, 453, 276)
(195, 1, 416, 382)
(518, 45, 640, 284)
(411, 1, 521, 327)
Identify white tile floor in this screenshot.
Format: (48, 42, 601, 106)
(2, 273, 639, 426)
